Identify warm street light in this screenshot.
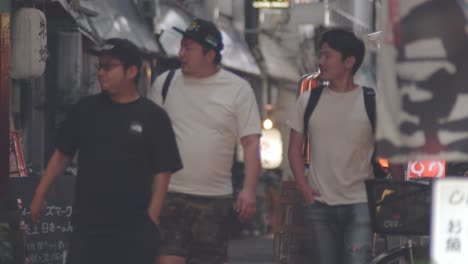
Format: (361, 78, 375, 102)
(263, 118, 273, 130)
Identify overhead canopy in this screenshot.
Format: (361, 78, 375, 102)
(156, 5, 192, 57)
(259, 33, 300, 82)
(57, 0, 160, 53)
(218, 16, 261, 75)
(157, 6, 260, 75)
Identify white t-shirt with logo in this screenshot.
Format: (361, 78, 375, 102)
(150, 69, 261, 196)
(289, 86, 374, 205)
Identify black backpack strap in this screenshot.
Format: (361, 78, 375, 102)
(303, 86, 325, 136)
(302, 86, 325, 160)
(161, 69, 176, 104)
(362, 86, 376, 133)
(362, 87, 387, 178)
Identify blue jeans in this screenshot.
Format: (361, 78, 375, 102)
(303, 201, 372, 264)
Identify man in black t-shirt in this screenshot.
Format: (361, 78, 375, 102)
(30, 38, 182, 264)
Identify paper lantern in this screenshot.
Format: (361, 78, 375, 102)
(11, 8, 47, 79)
(261, 128, 283, 169)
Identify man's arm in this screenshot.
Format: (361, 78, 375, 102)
(148, 171, 171, 225)
(31, 150, 73, 223)
(288, 129, 319, 204)
(237, 134, 261, 221)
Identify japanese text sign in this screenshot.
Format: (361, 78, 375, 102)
(432, 179, 468, 263)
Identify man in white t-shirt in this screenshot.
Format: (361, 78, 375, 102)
(149, 18, 261, 264)
(288, 29, 403, 264)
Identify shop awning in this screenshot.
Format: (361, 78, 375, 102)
(57, 0, 160, 53)
(218, 16, 261, 75)
(156, 5, 192, 57)
(157, 7, 261, 75)
(259, 33, 300, 82)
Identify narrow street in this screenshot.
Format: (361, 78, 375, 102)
(229, 235, 274, 264)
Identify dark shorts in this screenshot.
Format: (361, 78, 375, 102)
(158, 192, 232, 264)
(67, 220, 160, 264)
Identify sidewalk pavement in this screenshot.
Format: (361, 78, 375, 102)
(228, 234, 274, 264)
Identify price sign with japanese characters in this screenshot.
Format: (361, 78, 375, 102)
(432, 179, 468, 263)
(9, 175, 75, 264)
(22, 205, 73, 263)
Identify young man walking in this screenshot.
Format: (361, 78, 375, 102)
(150, 18, 261, 264)
(288, 29, 403, 264)
(30, 38, 182, 264)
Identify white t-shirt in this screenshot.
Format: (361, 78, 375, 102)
(289, 86, 374, 205)
(149, 69, 261, 196)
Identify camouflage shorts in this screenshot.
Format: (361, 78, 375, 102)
(158, 192, 233, 264)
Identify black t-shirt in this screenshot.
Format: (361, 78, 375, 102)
(56, 93, 182, 229)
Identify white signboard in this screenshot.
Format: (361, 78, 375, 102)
(432, 179, 468, 264)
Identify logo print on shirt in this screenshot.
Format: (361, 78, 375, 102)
(129, 121, 143, 136)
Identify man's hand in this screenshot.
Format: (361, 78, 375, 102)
(297, 183, 321, 204)
(148, 171, 171, 226)
(236, 189, 256, 221)
(30, 192, 47, 224)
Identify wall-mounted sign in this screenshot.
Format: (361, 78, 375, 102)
(407, 160, 446, 179)
(253, 0, 290, 9)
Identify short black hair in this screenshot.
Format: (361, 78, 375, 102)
(319, 28, 365, 74)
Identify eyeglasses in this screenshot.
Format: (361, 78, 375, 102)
(96, 63, 122, 72)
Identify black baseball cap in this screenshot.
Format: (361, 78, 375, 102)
(173, 18, 224, 52)
(88, 38, 142, 69)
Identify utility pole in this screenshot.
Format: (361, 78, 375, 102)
(0, 0, 11, 202)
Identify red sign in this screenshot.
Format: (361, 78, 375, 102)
(407, 160, 446, 179)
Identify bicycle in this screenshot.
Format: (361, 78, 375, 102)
(365, 179, 432, 264)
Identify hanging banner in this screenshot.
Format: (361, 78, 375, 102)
(376, 0, 468, 162)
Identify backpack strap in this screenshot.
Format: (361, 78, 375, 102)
(362, 86, 376, 133)
(302, 86, 325, 160)
(303, 86, 325, 136)
(362, 87, 387, 178)
(161, 69, 176, 104)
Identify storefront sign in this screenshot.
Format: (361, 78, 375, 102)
(407, 160, 446, 179)
(253, 0, 290, 9)
(432, 179, 468, 263)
